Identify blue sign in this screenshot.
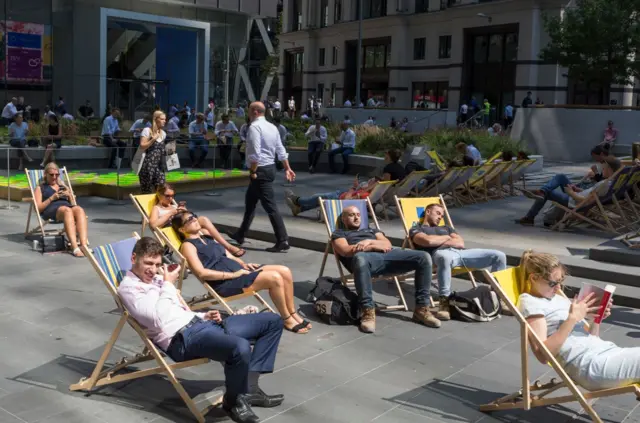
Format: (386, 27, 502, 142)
(7, 32, 41, 49)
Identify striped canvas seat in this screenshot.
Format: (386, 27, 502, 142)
(24, 167, 72, 239)
(92, 237, 138, 290)
(322, 199, 369, 232)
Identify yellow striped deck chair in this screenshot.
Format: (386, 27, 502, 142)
(24, 166, 74, 239)
(154, 226, 273, 314)
(394, 195, 478, 305)
(459, 162, 510, 203)
(130, 193, 159, 235)
(509, 159, 536, 194)
(70, 235, 218, 423)
(418, 167, 462, 197)
(427, 150, 447, 172)
(481, 267, 640, 423)
(486, 151, 503, 163)
(318, 197, 409, 311)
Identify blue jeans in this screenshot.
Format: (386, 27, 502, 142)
(433, 248, 506, 297)
(351, 248, 433, 308)
(189, 137, 209, 166)
(525, 173, 571, 219)
(328, 147, 354, 173)
(298, 189, 346, 212)
(167, 313, 283, 401)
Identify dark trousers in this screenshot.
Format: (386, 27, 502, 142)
(167, 313, 283, 401)
(307, 141, 324, 168)
(238, 164, 288, 243)
(189, 137, 209, 167)
(350, 249, 433, 309)
(218, 136, 234, 168)
(328, 146, 354, 173)
(9, 138, 26, 158)
(103, 136, 126, 167)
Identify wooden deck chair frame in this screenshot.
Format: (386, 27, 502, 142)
(417, 167, 461, 197)
(394, 195, 478, 306)
(130, 193, 179, 235)
(467, 161, 511, 202)
(507, 159, 536, 196)
(69, 234, 218, 423)
(154, 226, 274, 314)
(24, 167, 74, 238)
(368, 179, 398, 221)
(479, 268, 640, 423)
(317, 197, 409, 311)
(442, 166, 479, 207)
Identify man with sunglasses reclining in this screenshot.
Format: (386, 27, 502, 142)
(331, 205, 441, 334)
(118, 237, 284, 423)
(410, 203, 506, 321)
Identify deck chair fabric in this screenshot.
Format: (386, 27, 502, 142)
(440, 166, 478, 207)
(130, 193, 159, 234)
(480, 267, 640, 423)
(392, 170, 432, 198)
(466, 162, 511, 202)
(154, 226, 274, 314)
(394, 195, 477, 302)
(24, 167, 72, 238)
(419, 167, 461, 197)
(318, 197, 409, 311)
(70, 235, 217, 423)
(506, 159, 536, 195)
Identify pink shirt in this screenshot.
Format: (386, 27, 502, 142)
(604, 127, 618, 143)
(117, 271, 205, 350)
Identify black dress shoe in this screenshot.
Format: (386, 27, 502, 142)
(222, 395, 260, 423)
(266, 242, 290, 253)
(245, 388, 284, 408)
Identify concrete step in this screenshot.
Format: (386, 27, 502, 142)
(589, 234, 640, 268)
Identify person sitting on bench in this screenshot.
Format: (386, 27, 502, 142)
(331, 205, 441, 333)
(118, 237, 284, 423)
(149, 183, 245, 257)
(410, 203, 506, 321)
(172, 211, 311, 334)
(284, 177, 378, 216)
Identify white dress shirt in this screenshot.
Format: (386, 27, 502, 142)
(288, 99, 296, 110)
(246, 116, 288, 167)
(101, 115, 121, 136)
(340, 128, 357, 149)
(118, 272, 205, 350)
(344, 100, 352, 107)
(274, 100, 281, 111)
(239, 123, 249, 142)
(305, 125, 328, 143)
(189, 120, 208, 137)
(1, 102, 17, 119)
(215, 121, 238, 138)
(129, 119, 151, 136)
(236, 107, 245, 118)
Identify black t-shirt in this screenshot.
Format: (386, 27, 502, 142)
(409, 225, 457, 256)
(383, 162, 406, 182)
(79, 105, 94, 118)
(331, 228, 381, 271)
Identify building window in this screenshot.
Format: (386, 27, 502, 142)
(332, 46, 338, 65)
(331, 83, 337, 105)
(413, 37, 426, 60)
(362, 44, 390, 69)
(317, 83, 325, 101)
(438, 35, 452, 59)
(415, 0, 429, 13)
(356, 0, 388, 20)
(319, 48, 326, 66)
(474, 32, 518, 63)
(292, 0, 303, 31)
(334, 0, 343, 23)
(412, 81, 449, 109)
(321, 0, 329, 27)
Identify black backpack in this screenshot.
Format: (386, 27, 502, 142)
(449, 285, 502, 322)
(307, 277, 361, 325)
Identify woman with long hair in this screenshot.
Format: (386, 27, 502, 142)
(172, 210, 311, 334)
(138, 110, 167, 193)
(518, 250, 640, 390)
(149, 183, 245, 257)
(33, 162, 89, 257)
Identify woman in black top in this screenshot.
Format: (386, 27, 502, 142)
(381, 149, 406, 182)
(41, 114, 62, 167)
(173, 211, 311, 334)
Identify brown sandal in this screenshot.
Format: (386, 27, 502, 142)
(232, 248, 246, 257)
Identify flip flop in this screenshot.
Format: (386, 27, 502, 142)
(232, 248, 246, 257)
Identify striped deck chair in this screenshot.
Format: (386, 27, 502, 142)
(368, 179, 398, 221)
(381, 170, 432, 218)
(427, 150, 447, 172)
(154, 226, 274, 314)
(467, 161, 511, 202)
(318, 197, 409, 311)
(441, 166, 478, 206)
(480, 267, 640, 423)
(485, 151, 503, 163)
(506, 159, 536, 195)
(24, 167, 74, 238)
(418, 167, 462, 197)
(394, 195, 477, 306)
(70, 236, 218, 423)
(130, 193, 159, 235)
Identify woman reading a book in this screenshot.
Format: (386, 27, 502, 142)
(517, 251, 639, 391)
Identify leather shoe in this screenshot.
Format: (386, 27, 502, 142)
(222, 395, 260, 423)
(266, 242, 290, 253)
(245, 388, 284, 408)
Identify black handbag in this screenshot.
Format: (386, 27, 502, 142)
(41, 235, 67, 253)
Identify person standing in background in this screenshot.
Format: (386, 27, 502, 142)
(238, 116, 250, 169)
(305, 119, 327, 174)
(137, 110, 167, 194)
(522, 91, 533, 108)
(1, 97, 18, 126)
(231, 102, 295, 253)
(504, 103, 514, 128)
(101, 108, 124, 169)
(288, 96, 296, 117)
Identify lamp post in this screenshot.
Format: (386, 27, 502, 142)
(355, 0, 363, 106)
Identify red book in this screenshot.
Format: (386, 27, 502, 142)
(577, 283, 615, 324)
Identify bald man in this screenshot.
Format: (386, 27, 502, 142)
(331, 205, 440, 333)
(231, 102, 296, 253)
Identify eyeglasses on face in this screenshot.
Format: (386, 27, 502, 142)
(545, 278, 564, 288)
(48, 173, 59, 177)
(163, 193, 175, 199)
(182, 214, 198, 226)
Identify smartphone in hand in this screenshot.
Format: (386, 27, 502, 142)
(167, 263, 179, 272)
(178, 201, 187, 208)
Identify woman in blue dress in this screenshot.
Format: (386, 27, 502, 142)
(33, 163, 89, 257)
(172, 211, 311, 334)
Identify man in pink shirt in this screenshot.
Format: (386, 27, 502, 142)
(118, 237, 284, 423)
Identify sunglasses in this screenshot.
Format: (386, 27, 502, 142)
(48, 173, 59, 177)
(163, 193, 175, 199)
(545, 278, 564, 288)
(182, 214, 198, 226)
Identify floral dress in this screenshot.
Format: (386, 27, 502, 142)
(138, 128, 167, 194)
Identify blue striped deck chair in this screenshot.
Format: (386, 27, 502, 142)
(71, 235, 217, 423)
(318, 197, 409, 311)
(24, 167, 73, 238)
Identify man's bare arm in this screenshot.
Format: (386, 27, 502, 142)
(332, 238, 357, 257)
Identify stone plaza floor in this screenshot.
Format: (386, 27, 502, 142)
(1, 167, 640, 423)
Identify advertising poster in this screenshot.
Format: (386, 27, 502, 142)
(0, 21, 52, 83)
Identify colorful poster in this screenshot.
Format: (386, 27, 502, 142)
(0, 21, 50, 83)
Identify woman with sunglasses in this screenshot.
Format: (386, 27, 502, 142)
(172, 211, 311, 334)
(33, 163, 89, 257)
(518, 250, 640, 391)
(149, 183, 245, 257)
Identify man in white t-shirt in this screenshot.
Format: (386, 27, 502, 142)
(344, 99, 352, 107)
(363, 116, 376, 126)
(1, 97, 18, 125)
(273, 99, 281, 117)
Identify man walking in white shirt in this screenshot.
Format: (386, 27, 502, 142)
(305, 119, 327, 173)
(215, 114, 239, 169)
(118, 237, 284, 423)
(329, 121, 356, 174)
